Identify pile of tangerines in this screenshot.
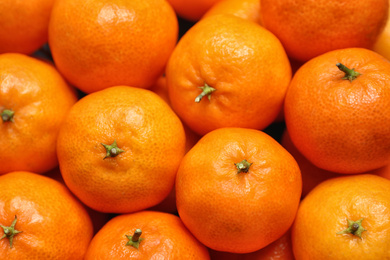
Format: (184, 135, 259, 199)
(1, 0, 390, 259)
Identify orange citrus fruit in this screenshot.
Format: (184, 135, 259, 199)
(292, 174, 390, 259)
(261, 0, 389, 61)
(284, 48, 390, 174)
(57, 86, 186, 213)
(85, 211, 210, 259)
(166, 14, 291, 135)
(48, 0, 178, 93)
(0, 171, 93, 259)
(0, 53, 77, 175)
(176, 127, 301, 253)
(0, 0, 55, 54)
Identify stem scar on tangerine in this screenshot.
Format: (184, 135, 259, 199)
(195, 83, 216, 103)
(101, 140, 125, 159)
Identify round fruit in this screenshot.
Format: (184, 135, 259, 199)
(176, 127, 301, 253)
(292, 174, 390, 259)
(261, 0, 389, 62)
(0, 0, 55, 54)
(57, 86, 186, 213)
(166, 14, 291, 135)
(0, 171, 93, 259)
(85, 211, 210, 259)
(48, 0, 178, 93)
(284, 48, 390, 174)
(0, 53, 77, 175)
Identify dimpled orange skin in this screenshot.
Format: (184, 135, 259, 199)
(284, 48, 390, 174)
(0, 53, 78, 175)
(85, 211, 210, 259)
(148, 76, 201, 214)
(176, 128, 302, 253)
(48, 0, 178, 93)
(202, 0, 262, 25)
(0, 171, 93, 259)
(0, 0, 55, 54)
(57, 86, 186, 213)
(282, 129, 390, 198)
(292, 174, 390, 259)
(261, 0, 389, 62)
(281, 130, 342, 198)
(166, 14, 291, 136)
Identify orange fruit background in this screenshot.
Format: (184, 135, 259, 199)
(2, 0, 390, 258)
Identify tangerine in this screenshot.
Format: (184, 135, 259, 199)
(0, 171, 93, 259)
(0, 53, 77, 175)
(166, 14, 291, 135)
(261, 0, 389, 61)
(292, 174, 390, 259)
(57, 86, 186, 213)
(176, 127, 301, 253)
(49, 0, 178, 93)
(284, 48, 390, 174)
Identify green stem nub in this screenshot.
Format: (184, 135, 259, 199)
(0, 215, 22, 248)
(337, 218, 366, 239)
(1, 109, 14, 122)
(336, 63, 361, 82)
(195, 83, 216, 103)
(125, 229, 144, 249)
(235, 159, 252, 173)
(101, 140, 124, 159)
